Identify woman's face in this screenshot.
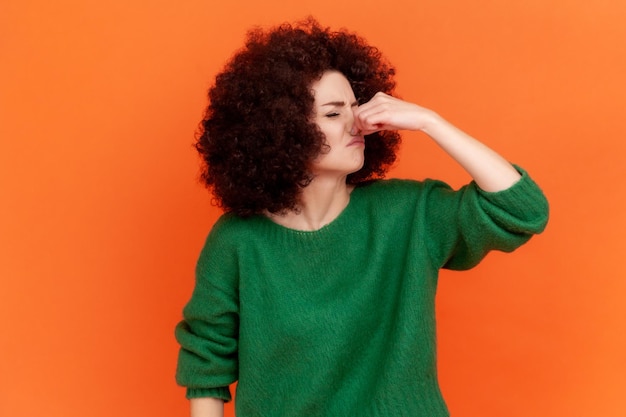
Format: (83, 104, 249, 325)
(310, 70, 365, 180)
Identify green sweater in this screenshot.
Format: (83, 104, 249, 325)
(175, 168, 549, 416)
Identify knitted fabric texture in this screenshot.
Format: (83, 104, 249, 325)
(175, 167, 549, 417)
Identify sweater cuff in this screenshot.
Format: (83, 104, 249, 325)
(475, 165, 549, 233)
(186, 386, 232, 402)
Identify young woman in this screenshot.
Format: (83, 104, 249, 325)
(175, 18, 549, 417)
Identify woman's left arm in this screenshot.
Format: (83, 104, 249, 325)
(353, 92, 521, 192)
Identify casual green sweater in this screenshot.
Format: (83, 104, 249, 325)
(175, 167, 549, 416)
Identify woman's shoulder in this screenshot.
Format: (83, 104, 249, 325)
(355, 177, 453, 198)
(200, 212, 265, 250)
(350, 178, 447, 217)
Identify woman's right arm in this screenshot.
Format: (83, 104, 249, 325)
(176, 219, 240, 416)
(190, 397, 224, 417)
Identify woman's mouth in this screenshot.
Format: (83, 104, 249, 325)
(348, 137, 365, 146)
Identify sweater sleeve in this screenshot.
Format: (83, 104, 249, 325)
(175, 216, 240, 401)
(423, 166, 549, 270)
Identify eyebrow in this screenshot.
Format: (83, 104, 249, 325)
(320, 100, 359, 107)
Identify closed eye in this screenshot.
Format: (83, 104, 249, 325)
(320, 100, 358, 118)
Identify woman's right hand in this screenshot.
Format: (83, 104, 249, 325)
(190, 397, 224, 417)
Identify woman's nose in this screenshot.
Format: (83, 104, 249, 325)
(349, 107, 361, 136)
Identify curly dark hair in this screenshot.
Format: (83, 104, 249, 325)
(195, 18, 400, 217)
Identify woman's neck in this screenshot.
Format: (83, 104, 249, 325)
(267, 176, 353, 231)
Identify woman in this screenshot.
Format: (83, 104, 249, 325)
(175, 18, 549, 417)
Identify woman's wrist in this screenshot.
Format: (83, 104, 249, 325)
(417, 109, 446, 136)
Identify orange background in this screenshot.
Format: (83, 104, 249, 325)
(1, 0, 625, 416)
